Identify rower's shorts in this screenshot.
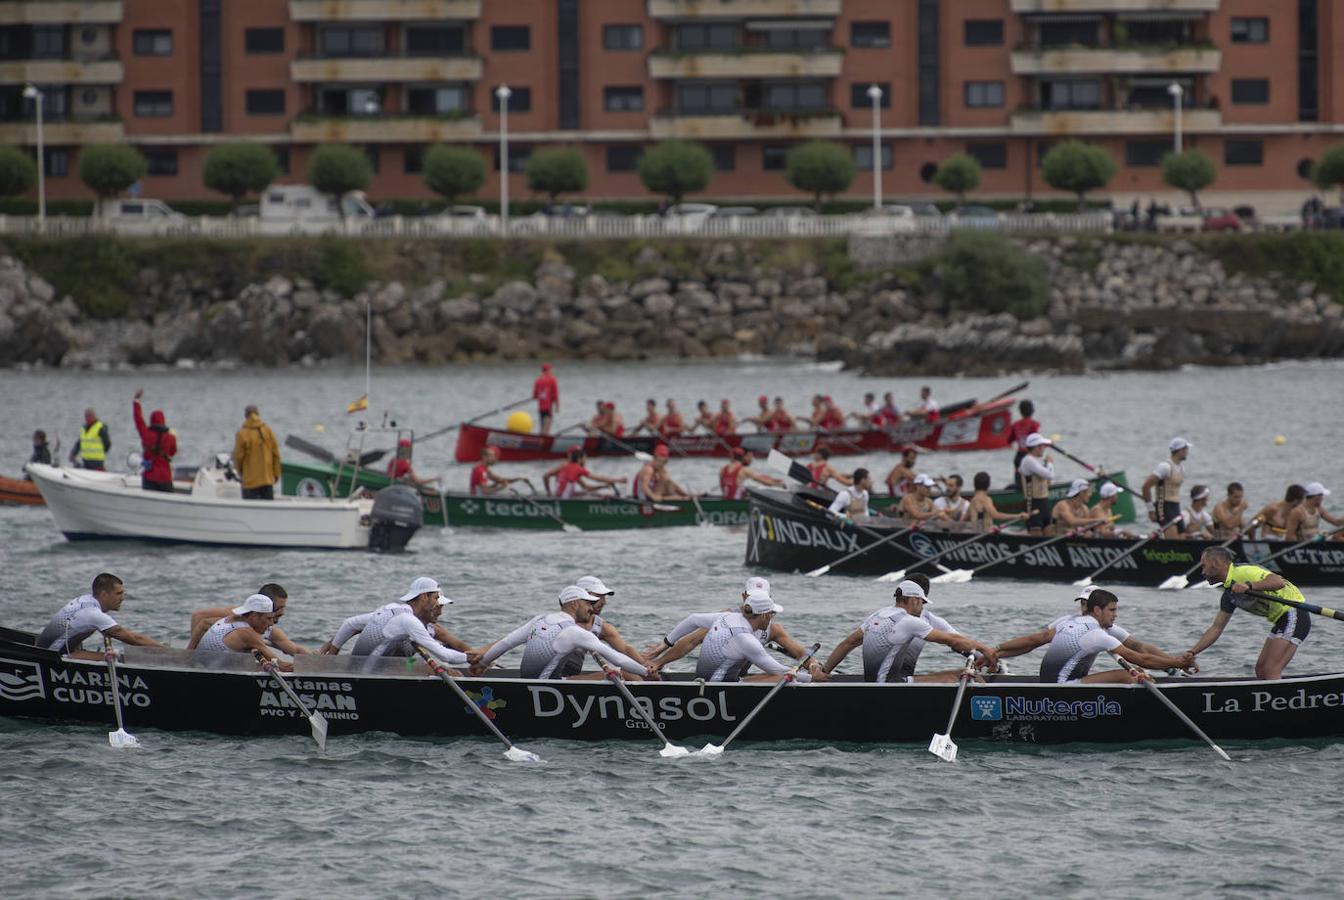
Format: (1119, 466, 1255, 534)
(1269, 609, 1311, 645)
(1162, 500, 1185, 532)
(1027, 498, 1052, 530)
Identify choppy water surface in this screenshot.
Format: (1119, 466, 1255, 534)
(2, 360, 1343, 898)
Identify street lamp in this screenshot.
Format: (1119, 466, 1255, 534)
(1168, 82, 1184, 156)
(867, 84, 883, 210)
(22, 84, 45, 226)
(495, 84, 511, 230)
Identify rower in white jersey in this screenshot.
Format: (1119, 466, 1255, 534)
(571, 575, 648, 670)
(827, 468, 874, 519)
(319, 577, 475, 657)
(186, 583, 310, 655)
(37, 572, 164, 657)
(195, 594, 292, 670)
(1141, 436, 1192, 538)
(340, 577, 467, 667)
(691, 589, 816, 683)
(473, 585, 654, 681)
(821, 577, 997, 682)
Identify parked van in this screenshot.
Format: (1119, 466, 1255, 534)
(97, 199, 197, 235)
(259, 185, 375, 233)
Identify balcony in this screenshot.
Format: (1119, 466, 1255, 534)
(288, 0, 480, 21)
(1010, 106, 1221, 135)
(649, 49, 841, 79)
(1011, 0, 1218, 11)
(0, 57, 123, 85)
(648, 0, 841, 17)
(291, 55, 481, 83)
(1011, 44, 1220, 75)
(650, 107, 841, 139)
(291, 113, 481, 143)
(0, 119, 123, 144)
(0, 2, 123, 25)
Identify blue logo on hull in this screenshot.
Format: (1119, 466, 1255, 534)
(971, 696, 1002, 720)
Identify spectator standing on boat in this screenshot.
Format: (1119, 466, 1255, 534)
(532, 363, 559, 435)
(967, 471, 1021, 532)
(69, 407, 110, 470)
(1212, 482, 1248, 538)
(1018, 433, 1055, 536)
(187, 583, 310, 656)
(1007, 400, 1040, 488)
(884, 447, 920, 496)
(132, 388, 177, 493)
(386, 438, 441, 489)
(1183, 485, 1215, 538)
(27, 430, 52, 475)
(1142, 437, 1192, 538)
(37, 573, 164, 656)
(908, 386, 939, 419)
(196, 594, 292, 670)
(807, 447, 851, 490)
(633, 444, 690, 501)
(469, 446, 518, 496)
(232, 405, 281, 500)
(1188, 547, 1312, 680)
(1283, 482, 1342, 541)
(1249, 484, 1305, 539)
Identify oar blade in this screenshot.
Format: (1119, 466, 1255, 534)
(659, 743, 691, 758)
(1071, 576, 1093, 588)
(108, 728, 140, 750)
(804, 565, 831, 578)
(634, 451, 653, 463)
(309, 713, 329, 751)
(697, 743, 725, 757)
(876, 569, 906, 583)
(562, 523, 582, 534)
(504, 745, 543, 763)
(928, 732, 958, 762)
(1157, 574, 1188, 591)
(931, 569, 972, 585)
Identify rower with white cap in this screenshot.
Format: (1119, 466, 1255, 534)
(473, 585, 655, 680)
(1088, 481, 1133, 537)
(186, 583, 310, 655)
(320, 577, 474, 657)
(1051, 479, 1112, 534)
(1283, 482, 1342, 542)
(337, 577, 466, 666)
(1142, 437, 1192, 539)
(1017, 432, 1055, 536)
(196, 594, 292, 670)
(568, 574, 649, 672)
(897, 473, 940, 522)
(693, 588, 817, 683)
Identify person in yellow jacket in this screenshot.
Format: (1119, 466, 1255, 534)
(69, 408, 110, 470)
(233, 405, 281, 500)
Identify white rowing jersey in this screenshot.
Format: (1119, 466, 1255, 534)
(860, 606, 933, 682)
(351, 603, 413, 656)
(894, 610, 960, 680)
(366, 610, 467, 667)
(1184, 506, 1214, 534)
(37, 595, 117, 654)
(1046, 613, 1129, 643)
(828, 486, 870, 517)
(695, 612, 807, 682)
(665, 611, 773, 648)
(1040, 617, 1122, 683)
(480, 611, 645, 679)
(197, 617, 253, 653)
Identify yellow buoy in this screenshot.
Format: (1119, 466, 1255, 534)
(506, 410, 534, 434)
(1274, 435, 1287, 446)
(314, 423, 326, 433)
(1050, 433, 1061, 443)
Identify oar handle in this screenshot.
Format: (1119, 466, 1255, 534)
(1242, 589, 1344, 622)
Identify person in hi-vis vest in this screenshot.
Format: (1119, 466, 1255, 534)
(70, 408, 110, 470)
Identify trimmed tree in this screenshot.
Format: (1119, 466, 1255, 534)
(1041, 140, 1117, 210)
(307, 143, 372, 218)
(0, 145, 37, 200)
(1311, 144, 1344, 201)
(78, 143, 148, 213)
(933, 153, 982, 204)
(934, 231, 1050, 320)
(1161, 149, 1216, 209)
(202, 142, 279, 209)
(785, 140, 855, 212)
(526, 148, 589, 204)
(638, 140, 712, 206)
(423, 144, 486, 205)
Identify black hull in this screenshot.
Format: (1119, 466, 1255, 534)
(745, 489, 1344, 587)
(2, 635, 1343, 749)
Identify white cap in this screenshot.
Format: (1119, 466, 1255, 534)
(744, 576, 770, 595)
(576, 575, 613, 597)
(1075, 584, 1098, 602)
(743, 589, 782, 615)
(1066, 478, 1090, 498)
(399, 577, 441, 604)
(895, 579, 928, 602)
(1191, 486, 1211, 501)
(1099, 482, 1120, 499)
(1169, 437, 1192, 453)
(558, 584, 592, 605)
(1305, 481, 1331, 498)
(435, 595, 454, 607)
(913, 473, 936, 487)
(231, 594, 274, 616)
(1024, 433, 1051, 448)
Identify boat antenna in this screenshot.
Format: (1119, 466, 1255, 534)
(364, 295, 372, 422)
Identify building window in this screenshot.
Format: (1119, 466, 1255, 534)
(603, 24, 643, 50)
(404, 146, 424, 175)
(967, 142, 1007, 169)
(244, 28, 284, 54)
(491, 26, 530, 52)
(133, 90, 173, 117)
(603, 86, 644, 112)
(964, 81, 1004, 108)
(1125, 140, 1169, 167)
(1231, 79, 1270, 104)
(494, 146, 530, 172)
(1224, 139, 1264, 166)
(762, 145, 789, 171)
(850, 83, 890, 109)
(850, 21, 890, 48)
(491, 86, 531, 112)
(676, 82, 737, 114)
(764, 82, 827, 113)
(765, 29, 827, 51)
(1040, 20, 1098, 47)
(363, 145, 379, 174)
(144, 149, 178, 176)
(318, 25, 384, 57)
(963, 19, 1003, 47)
(45, 148, 69, 178)
(1230, 17, 1269, 44)
(606, 145, 641, 172)
(133, 30, 173, 56)
(711, 144, 735, 172)
(406, 24, 465, 56)
(406, 85, 468, 115)
(275, 146, 290, 175)
(245, 89, 285, 116)
(1042, 79, 1101, 110)
(675, 23, 738, 51)
(31, 25, 66, 59)
(854, 143, 892, 171)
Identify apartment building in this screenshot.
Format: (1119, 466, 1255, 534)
(1, 0, 1340, 207)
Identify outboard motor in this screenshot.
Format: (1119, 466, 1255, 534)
(368, 484, 423, 552)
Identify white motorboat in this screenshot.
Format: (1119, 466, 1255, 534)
(24, 459, 422, 551)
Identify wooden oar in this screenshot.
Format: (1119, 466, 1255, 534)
(589, 652, 689, 758)
(413, 645, 540, 763)
(1241, 589, 1344, 622)
(985, 379, 1030, 405)
(506, 487, 580, 533)
(284, 434, 338, 464)
(412, 396, 533, 443)
(1073, 512, 1185, 588)
(928, 654, 977, 762)
(1158, 519, 1261, 591)
(1048, 443, 1141, 498)
(1115, 656, 1230, 761)
(878, 516, 1026, 583)
(931, 522, 1109, 584)
(807, 522, 922, 578)
(254, 651, 328, 750)
(801, 499, 955, 576)
(102, 637, 139, 749)
(698, 643, 820, 757)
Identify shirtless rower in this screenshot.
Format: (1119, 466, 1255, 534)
(933, 474, 970, 522)
(884, 447, 919, 497)
(1249, 484, 1305, 540)
(1283, 482, 1342, 541)
(1183, 485, 1215, 539)
(967, 471, 1021, 532)
(689, 589, 818, 683)
(828, 468, 875, 519)
(712, 399, 737, 437)
(720, 448, 785, 499)
(994, 584, 1172, 671)
(587, 401, 625, 438)
(469, 445, 521, 496)
(1141, 437, 1191, 538)
(186, 583, 309, 655)
(806, 447, 851, 490)
(1051, 479, 1111, 534)
(632, 399, 661, 436)
(1187, 546, 1312, 680)
(195, 594, 292, 670)
(319, 578, 473, 656)
(633, 444, 690, 501)
(658, 400, 686, 440)
(37, 573, 164, 657)
(345, 577, 467, 667)
(1088, 482, 1134, 538)
(544, 447, 624, 498)
(821, 579, 997, 682)
(587, 400, 608, 433)
(908, 386, 939, 419)
(1017, 432, 1055, 536)
(898, 473, 939, 522)
(1212, 482, 1249, 538)
(473, 585, 654, 680)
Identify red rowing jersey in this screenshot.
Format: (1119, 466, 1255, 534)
(659, 413, 684, 440)
(765, 411, 793, 433)
(1009, 417, 1041, 452)
(533, 374, 559, 413)
(720, 461, 743, 500)
(469, 463, 490, 495)
(387, 458, 411, 479)
(713, 414, 735, 436)
(807, 460, 828, 488)
(817, 408, 844, 430)
(555, 461, 588, 497)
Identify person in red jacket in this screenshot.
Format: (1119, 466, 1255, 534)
(132, 388, 177, 492)
(533, 363, 559, 435)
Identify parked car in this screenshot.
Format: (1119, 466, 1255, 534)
(906, 201, 943, 217)
(1200, 207, 1243, 233)
(438, 204, 488, 221)
(759, 206, 817, 218)
(948, 205, 1001, 228)
(97, 199, 197, 235)
(709, 206, 759, 218)
(663, 202, 718, 232)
